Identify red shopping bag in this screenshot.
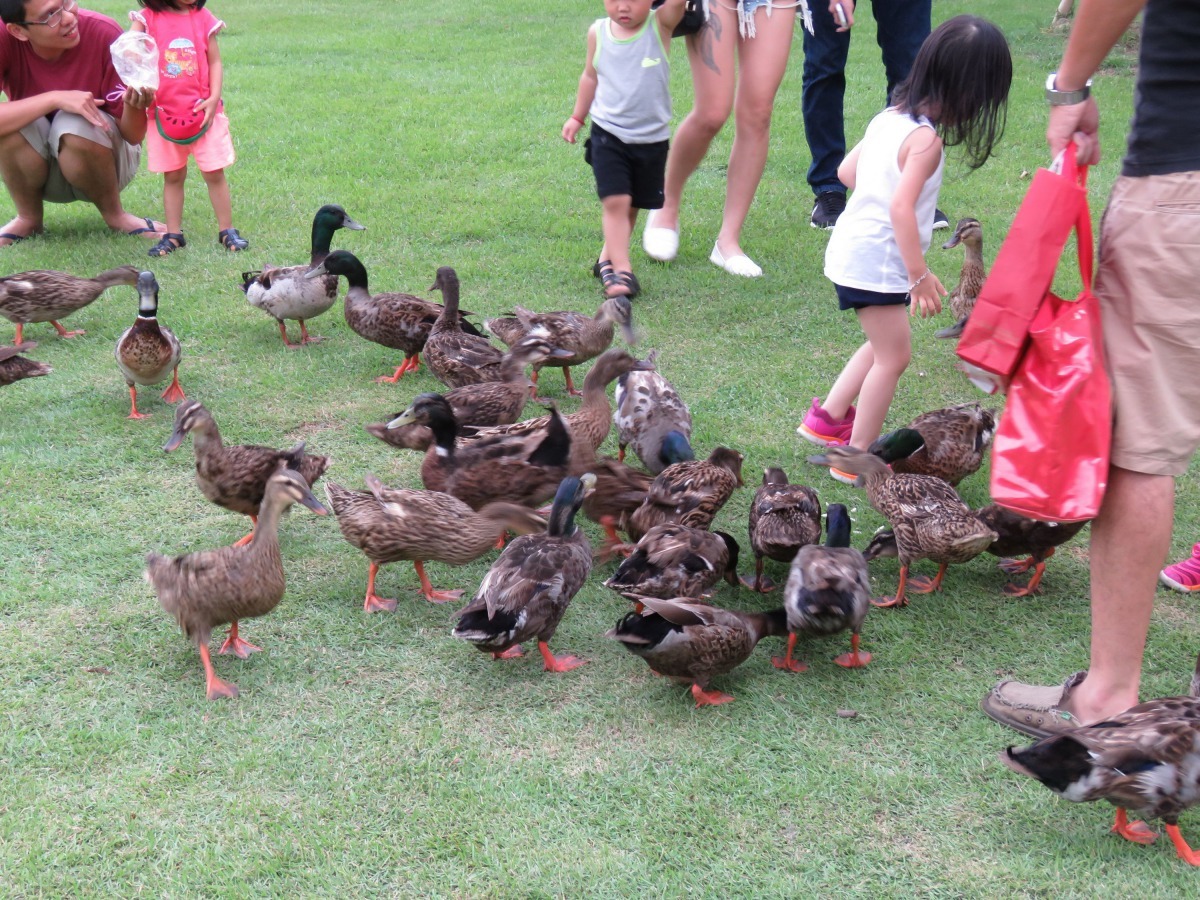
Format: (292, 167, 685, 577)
(957, 145, 1090, 379)
(988, 166, 1110, 523)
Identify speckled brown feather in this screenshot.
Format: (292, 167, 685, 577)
(605, 523, 737, 600)
(613, 349, 693, 475)
(424, 267, 506, 388)
(0, 266, 139, 328)
(748, 468, 822, 566)
(0, 342, 51, 386)
(485, 295, 634, 371)
(874, 404, 996, 485)
(626, 447, 745, 542)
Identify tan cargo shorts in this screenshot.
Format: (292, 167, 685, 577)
(19, 110, 140, 204)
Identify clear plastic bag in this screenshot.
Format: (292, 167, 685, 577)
(110, 32, 159, 91)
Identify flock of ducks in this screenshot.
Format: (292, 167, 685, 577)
(5, 208, 1200, 866)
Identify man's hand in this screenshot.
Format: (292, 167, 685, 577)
(122, 86, 156, 113)
(1047, 97, 1100, 165)
(55, 90, 109, 129)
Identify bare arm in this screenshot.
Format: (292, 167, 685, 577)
(655, 0, 687, 40)
(194, 33, 223, 128)
(890, 127, 945, 317)
(837, 140, 863, 191)
(562, 25, 598, 144)
(0, 91, 108, 136)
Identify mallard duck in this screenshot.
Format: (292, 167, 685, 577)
(605, 524, 740, 601)
(608, 596, 788, 707)
(305, 251, 483, 382)
(810, 438, 997, 608)
(935, 218, 985, 339)
(774, 504, 872, 672)
(582, 456, 655, 556)
(870, 404, 996, 486)
(423, 266, 506, 389)
(0, 266, 140, 344)
(1002, 655, 1200, 867)
(486, 295, 635, 398)
(325, 474, 546, 611)
(145, 467, 328, 700)
(242, 203, 365, 347)
(741, 467, 822, 593)
(613, 349, 693, 474)
(387, 392, 571, 510)
(626, 446, 745, 542)
(114, 271, 184, 419)
(863, 507, 1088, 597)
(0, 342, 50, 386)
(467, 348, 655, 475)
(451, 474, 595, 671)
(163, 399, 330, 546)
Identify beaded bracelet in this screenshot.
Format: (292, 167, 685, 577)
(908, 270, 932, 293)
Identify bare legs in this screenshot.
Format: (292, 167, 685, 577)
(202, 167, 235, 232)
(599, 197, 638, 295)
(0, 131, 48, 244)
(822, 305, 912, 449)
(160, 166, 235, 233)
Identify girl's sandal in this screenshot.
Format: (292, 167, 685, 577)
(148, 233, 186, 257)
(219, 228, 250, 251)
(592, 258, 614, 281)
(603, 270, 640, 300)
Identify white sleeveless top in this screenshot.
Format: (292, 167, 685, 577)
(825, 108, 945, 293)
(589, 12, 672, 144)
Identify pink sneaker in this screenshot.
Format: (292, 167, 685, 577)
(796, 397, 855, 446)
(1160, 543, 1200, 592)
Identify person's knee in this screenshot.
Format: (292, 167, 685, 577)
(57, 132, 112, 167)
(163, 167, 188, 185)
(688, 105, 731, 140)
(734, 99, 775, 138)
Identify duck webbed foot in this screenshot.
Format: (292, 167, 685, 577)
(51, 320, 84, 338)
(218, 621, 262, 659)
(492, 645, 524, 660)
(199, 645, 239, 700)
(690, 683, 734, 707)
(538, 641, 587, 673)
(126, 386, 150, 419)
(771, 633, 809, 673)
(414, 560, 463, 603)
(833, 634, 872, 668)
(906, 564, 948, 594)
(1166, 824, 1200, 865)
(1111, 808, 1158, 845)
(159, 368, 185, 403)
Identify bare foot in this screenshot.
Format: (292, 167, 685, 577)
(106, 213, 166, 237)
(0, 215, 44, 246)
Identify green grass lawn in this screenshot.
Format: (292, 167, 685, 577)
(3, 1, 1198, 895)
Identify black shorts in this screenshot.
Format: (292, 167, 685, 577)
(835, 283, 909, 311)
(584, 124, 668, 210)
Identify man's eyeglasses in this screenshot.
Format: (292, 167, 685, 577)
(16, 0, 78, 29)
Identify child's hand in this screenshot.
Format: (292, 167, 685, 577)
(908, 271, 945, 318)
(562, 116, 583, 144)
(194, 95, 221, 128)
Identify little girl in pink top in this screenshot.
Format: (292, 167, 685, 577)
(131, 0, 248, 256)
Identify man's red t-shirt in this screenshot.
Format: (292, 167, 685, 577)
(0, 10, 126, 121)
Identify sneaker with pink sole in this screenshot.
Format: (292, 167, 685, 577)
(796, 397, 855, 446)
(1160, 543, 1200, 592)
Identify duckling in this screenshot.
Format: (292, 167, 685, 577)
(114, 271, 184, 419)
(486, 295, 636, 398)
(145, 467, 328, 700)
(870, 405, 996, 485)
(935, 217, 985, 339)
(387, 392, 571, 510)
(810, 438, 997, 608)
(242, 203, 365, 347)
(451, 474, 595, 671)
(1002, 655, 1200, 867)
(605, 524, 740, 601)
(423, 266, 506, 389)
(741, 467, 823, 593)
(774, 504, 872, 673)
(608, 596, 788, 707)
(305, 251, 483, 382)
(0, 266, 140, 344)
(0, 342, 51, 386)
(325, 475, 547, 611)
(163, 399, 330, 546)
(626, 446, 745, 543)
(613, 349, 693, 474)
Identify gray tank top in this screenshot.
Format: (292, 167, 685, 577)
(589, 12, 671, 144)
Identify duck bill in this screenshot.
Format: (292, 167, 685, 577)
(303, 262, 329, 280)
(942, 233, 963, 250)
(386, 409, 417, 430)
(547, 348, 575, 360)
(342, 217, 366, 231)
(619, 322, 638, 346)
(162, 426, 187, 452)
(299, 488, 329, 515)
(807, 453, 831, 466)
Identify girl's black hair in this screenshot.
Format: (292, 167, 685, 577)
(137, 0, 207, 10)
(891, 15, 1012, 170)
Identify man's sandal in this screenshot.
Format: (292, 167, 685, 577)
(148, 233, 186, 257)
(219, 228, 249, 251)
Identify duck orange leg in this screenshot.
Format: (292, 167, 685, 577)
(199, 644, 239, 700)
(1166, 824, 1200, 865)
(740, 557, 776, 593)
(528, 369, 540, 400)
(834, 633, 872, 668)
(1111, 808, 1158, 845)
(232, 515, 257, 548)
(691, 682, 735, 707)
(1003, 558, 1048, 597)
(218, 620, 262, 659)
(872, 565, 911, 608)
(277, 321, 303, 348)
(13, 323, 23, 345)
(126, 385, 150, 419)
(160, 367, 185, 403)
(375, 355, 417, 383)
(997, 555, 1037, 575)
(413, 560, 463, 603)
(907, 563, 948, 594)
(563, 367, 581, 398)
(363, 561, 398, 613)
(771, 633, 809, 673)
(51, 319, 84, 338)
(538, 640, 586, 673)
(297, 320, 324, 345)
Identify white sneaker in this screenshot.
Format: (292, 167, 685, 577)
(642, 210, 679, 261)
(709, 242, 762, 278)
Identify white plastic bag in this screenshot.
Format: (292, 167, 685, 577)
(110, 32, 159, 91)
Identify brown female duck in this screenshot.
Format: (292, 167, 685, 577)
(605, 524, 740, 601)
(626, 446, 745, 542)
(870, 407, 996, 486)
(145, 467, 328, 700)
(163, 399, 330, 545)
(935, 217, 985, 339)
(486, 295, 635, 398)
(0, 266, 139, 344)
(325, 475, 546, 611)
(613, 348, 693, 474)
(0, 342, 50, 386)
(114, 271, 184, 419)
(451, 475, 595, 671)
(422, 266, 507, 389)
(742, 467, 823, 593)
(608, 597, 788, 707)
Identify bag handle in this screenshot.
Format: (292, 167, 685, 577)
(1060, 143, 1094, 291)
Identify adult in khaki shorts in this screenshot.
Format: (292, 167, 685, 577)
(982, 0, 1200, 739)
(0, 0, 164, 246)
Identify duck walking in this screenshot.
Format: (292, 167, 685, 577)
(115, 271, 184, 419)
(742, 467, 822, 593)
(0, 266, 139, 344)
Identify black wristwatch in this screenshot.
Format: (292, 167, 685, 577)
(1045, 72, 1092, 106)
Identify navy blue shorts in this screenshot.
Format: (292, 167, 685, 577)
(835, 283, 909, 311)
(584, 124, 668, 210)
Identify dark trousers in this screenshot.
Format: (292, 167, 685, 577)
(801, 0, 931, 195)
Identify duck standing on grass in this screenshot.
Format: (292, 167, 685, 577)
(934, 217, 985, 340)
(0, 266, 140, 344)
(741, 467, 822, 593)
(613, 349, 693, 474)
(146, 467, 328, 701)
(451, 475, 595, 672)
(421, 266, 506, 388)
(114, 271, 184, 419)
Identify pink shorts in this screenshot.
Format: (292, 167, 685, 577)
(145, 111, 236, 174)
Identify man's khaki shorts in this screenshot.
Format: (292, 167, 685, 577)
(19, 110, 140, 204)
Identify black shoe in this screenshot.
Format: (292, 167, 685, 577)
(810, 191, 847, 230)
(933, 208, 950, 230)
(218, 228, 249, 251)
